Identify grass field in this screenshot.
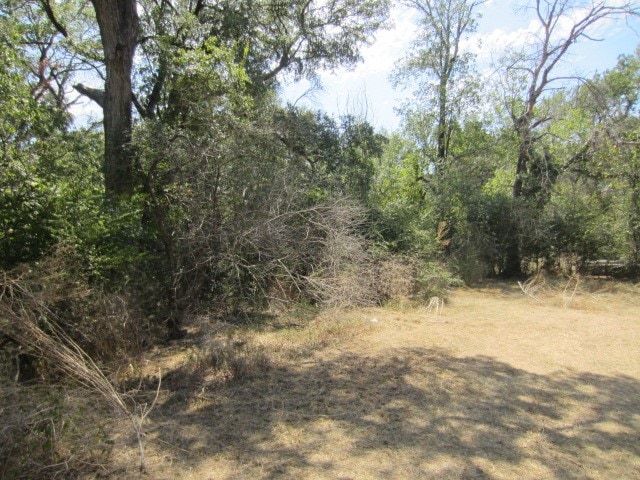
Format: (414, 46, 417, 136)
(108, 279, 640, 479)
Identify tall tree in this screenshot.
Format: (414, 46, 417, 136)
(28, 0, 139, 197)
(393, 0, 485, 172)
(90, 0, 139, 197)
(499, 0, 638, 275)
(32, 0, 390, 196)
(576, 48, 640, 266)
(135, 0, 390, 117)
(506, 0, 637, 199)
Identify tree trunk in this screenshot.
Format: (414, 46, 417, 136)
(502, 148, 528, 276)
(504, 117, 533, 277)
(436, 84, 448, 167)
(629, 169, 640, 267)
(91, 0, 139, 197)
(512, 114, 533, 197)
(512, 143, 528, 198)
(502, 224, 522, 277)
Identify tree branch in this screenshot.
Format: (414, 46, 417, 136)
(262, 47, 292, 81)
(38, 0, 69, 38)
(193, 0, 206, 16)
(132, 93, 148, 119)
(73, 83, 105, 108)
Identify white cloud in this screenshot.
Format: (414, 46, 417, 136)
(464, 23, 537, 65)
(359, 5, 419, 74)
(281, 3, 418, 129)
(468, 1, 637, 66)
(320, 4, 418, 84)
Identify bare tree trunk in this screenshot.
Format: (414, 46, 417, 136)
(436, 85, 448, 168)
(91, 0, 139, 197)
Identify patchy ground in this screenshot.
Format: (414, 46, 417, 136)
(110, 280, 640, 479)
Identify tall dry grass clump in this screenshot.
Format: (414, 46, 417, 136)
(0, 249, 158, 477)
(514, 271, 640, 311)
(2, 245, 152, 362)
(0, 380, 110, 479)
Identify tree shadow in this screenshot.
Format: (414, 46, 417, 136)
(145, 347, 640, 479)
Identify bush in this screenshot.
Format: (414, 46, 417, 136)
(200, 337, 271, 381)
(1, 244, 152, 371)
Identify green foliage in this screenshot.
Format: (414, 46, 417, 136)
(394, 0, 484, 169)
(372, 119, 521, 282)
(0, 15, 69, 268)
(132, 84, 390, 322)
(566, 48, 640, 266)
(337, 116, 387, 202)
(136, 0, 390, 110)
(1, 0, 638, 345)
(160, 37, 253, 126)
(0, 173, 55, 269)
(545, 180, 619, 263)
(419, 261, 464, 296)
(272, 106, 386, 203)
(0, 23, 154, 285)
(371, 134, 436, 253)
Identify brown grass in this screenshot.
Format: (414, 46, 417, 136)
(0, 274, 161, 476)
(85, 280, 640, 479)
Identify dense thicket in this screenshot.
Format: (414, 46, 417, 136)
(387, 0, 639, 279)
(0, 0, 639, 476)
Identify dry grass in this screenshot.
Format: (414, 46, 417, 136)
(0, 381, 116, 479)
(4, 276, 636, 478)
(93, 278, 640, 479)
(0, 274, 160, 477)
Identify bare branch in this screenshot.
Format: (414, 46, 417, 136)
(73, 83, 105, 108)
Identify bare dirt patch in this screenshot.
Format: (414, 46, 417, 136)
(109, 280, 640, 479)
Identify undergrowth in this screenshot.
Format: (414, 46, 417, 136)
(0, 241, 461, 478)
(516, 270, 640, 309)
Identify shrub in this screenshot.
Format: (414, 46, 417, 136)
(1, 244, 153, 376)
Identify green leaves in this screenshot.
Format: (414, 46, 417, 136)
(394, 0, 485, 173)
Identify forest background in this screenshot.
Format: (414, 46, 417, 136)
(0, 0, 639, 477)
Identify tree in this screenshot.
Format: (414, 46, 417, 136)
(332, 115, 387, 203)
(31, 0, 390, 196)
(198, 0, 391, 85)
(90, 0, 139, 197)
(9, 0, 391, 338)
(393, 0, 485, 171)
(27, 0, 137, 197)
(499, 0, 638, 275)
(372, 134, 437, 252)
(273, 107, 386, 203)
(507, 0, 637, 198)
(0, 9, 70, 268)
(575, 48, 640, 267)
(391, 0, 486, 270)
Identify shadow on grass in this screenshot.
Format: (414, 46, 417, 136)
(148, 347, 640, 479)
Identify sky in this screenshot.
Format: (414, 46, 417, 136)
(71, 0, 640, 129)
(281, 0, 640, 133)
